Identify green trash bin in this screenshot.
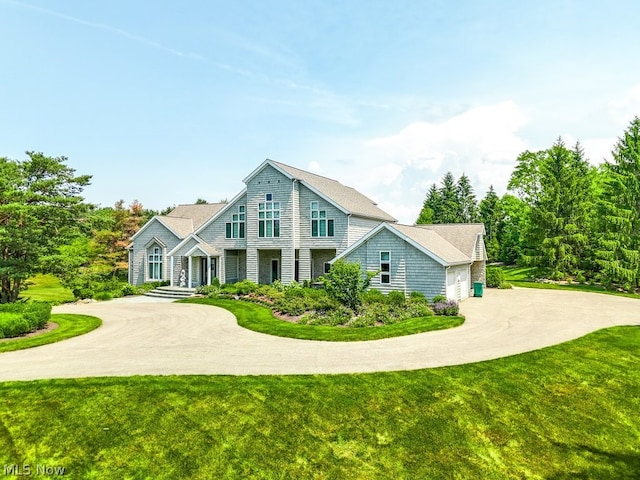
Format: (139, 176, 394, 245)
(473, 282, 484, 297)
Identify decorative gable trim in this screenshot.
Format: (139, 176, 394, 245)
(167, 234, 202, 257)
(144, 236, 167, 249)
(244, 159, 350, 215)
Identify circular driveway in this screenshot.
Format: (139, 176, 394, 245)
(0, 288, 638, 381)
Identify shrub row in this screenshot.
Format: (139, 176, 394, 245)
(195, 279, 460, 325)
(0, 302, 52, 339)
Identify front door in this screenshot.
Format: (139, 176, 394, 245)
(271, 259, 279, 283)
(200, 258, 208, 286)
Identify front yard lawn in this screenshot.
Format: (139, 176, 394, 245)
(1, 326, 638, 478)
(182, 297, 464, 341)
(501, 266, 640, 300)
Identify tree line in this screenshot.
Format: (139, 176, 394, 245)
(416, 116, 640, 291)
(1, 116, 639, 303)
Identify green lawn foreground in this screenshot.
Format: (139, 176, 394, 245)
(0, 326, 638, 479)
(181, 296, 464, 341)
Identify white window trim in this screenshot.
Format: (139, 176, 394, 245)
(259, 195, 280, 238)
(380, 251, 390, 284)
(147, 245, 164, 281)
(310, 201, 334, 237)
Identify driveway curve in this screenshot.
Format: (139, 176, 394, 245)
(0, 288, 638, 381)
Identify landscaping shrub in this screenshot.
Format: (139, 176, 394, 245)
(433, 300, 459, 316)
(360, 289, 387, 305)
(387, 291, 406, 306)
(431, 294, 447, 304)
(486, 266, 505, 288)
(409, 291, 427, 303)
(321, 259, 377, 312)
(405, 302, 433, 318)
(233, 280, 259, 295)
(94, 292, 113, 301)
(0, 302, 52, 338)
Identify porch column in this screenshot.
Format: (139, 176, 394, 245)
(207, 255, 212, 286)
(170, 256, 174, 286)
(188, 256, 193, 289)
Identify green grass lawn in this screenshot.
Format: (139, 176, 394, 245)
(502, 266, 640, 300)
(0, 314, 102, 354)
(22, 274, 75, 304)
(182, 297, 464, 341)
(0, 326, 638, 479)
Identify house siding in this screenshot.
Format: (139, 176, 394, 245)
(245, 165, 295, 283)
(130, 220, 182, 285)
(197, 193, 248, 251)
(341, 228, 448, 300)
(348, 216, 383, 246)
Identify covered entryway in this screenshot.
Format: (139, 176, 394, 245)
(258, 249, 281, 284)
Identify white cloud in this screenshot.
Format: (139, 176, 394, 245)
(334, 101, 529, 223)
(609, 84, 640, 126)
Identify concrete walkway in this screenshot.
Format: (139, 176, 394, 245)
(0, 288, 638, 381)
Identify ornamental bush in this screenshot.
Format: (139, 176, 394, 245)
(433, 300, 459, 316)
(486, 266, 505, 288)
(0, 302, 52, 338)
(321, 260, 377, 312)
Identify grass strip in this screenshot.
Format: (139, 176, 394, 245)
(181, 297, 463, 341)
(0, 314, 101, 353)
(0, 326, 638, 479)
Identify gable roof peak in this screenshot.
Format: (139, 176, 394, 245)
(248, 159, 396, 222)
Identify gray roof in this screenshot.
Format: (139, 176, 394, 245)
(414, 223, 485, 258)
(392, 224, 470, 265)
(270, 160, 397, 222)
(159, 203, 226, 238)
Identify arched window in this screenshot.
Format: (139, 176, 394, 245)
(148, 245, 163, 280)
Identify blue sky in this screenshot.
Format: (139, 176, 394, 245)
(2, 0, 640, 222)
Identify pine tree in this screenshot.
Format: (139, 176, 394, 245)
(416, 184, 440, 224)
(456, 174, 479, 222)
(438, 172, 461, 223)
(479, 186, 502, 261)
(523, 139, 593, 276)
(595, 116, 640, 288)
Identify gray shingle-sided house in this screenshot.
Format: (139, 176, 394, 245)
(128, 159, 486, 301)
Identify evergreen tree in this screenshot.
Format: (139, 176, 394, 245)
(521, 139, 593, 276)
(479, 186, 502, 261)
(0, 152, 91, 303)
(416, 184, 440, 224)
(456, 174, 479, 222)
(595, 116, 640, 288)
(438, 172, 461, 223)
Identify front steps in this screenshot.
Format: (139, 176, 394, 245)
(144, 286, 197, 300)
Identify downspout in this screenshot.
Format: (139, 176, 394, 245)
(170, 256, 174, 287)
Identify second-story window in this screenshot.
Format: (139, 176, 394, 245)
(311, 201, 334, 237)
(226, 206, 245, 239)
(258, 195, 280, 237)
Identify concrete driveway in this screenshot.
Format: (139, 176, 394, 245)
(0, 288, 638, 381)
